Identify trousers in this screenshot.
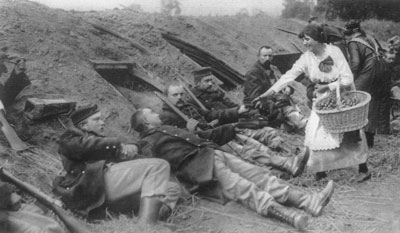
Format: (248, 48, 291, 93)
(238, 126, 282, 150)
(213, 150, 290, 214)
(104, 158, 180, 210)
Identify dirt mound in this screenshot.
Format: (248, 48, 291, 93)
(0, 0, 308, 152)
(1, 1, 399, 233)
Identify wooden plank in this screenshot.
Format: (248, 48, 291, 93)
(90, 22, 150, 55)
(0, 110, 28, 151)
(162, 33, 245, 89)
(24, 98, 76, 121)
(90, 60, 165, 93)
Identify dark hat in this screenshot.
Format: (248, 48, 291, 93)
(192, 67, 213, 83)
(344, 19, 361, 35)
(298, 24, 325, 43)
(71, 104, 99, 126)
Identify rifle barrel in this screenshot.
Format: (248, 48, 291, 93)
(154, 92, 189, 122)
(274, 26, 298, 36)
(0, 168, 90, 233)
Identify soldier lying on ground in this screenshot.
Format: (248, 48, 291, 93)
(160, 82, 309, 179)
(243, 46, 307, 131)
(52, 104, 180, 224)
(131, 108, 335, 230)
(0, 181, 65, 233)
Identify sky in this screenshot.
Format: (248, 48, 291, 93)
(30, 0, 285, 16)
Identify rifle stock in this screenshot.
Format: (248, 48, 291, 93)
(0, 110, 28, 151)
(0, 168, 91, 233)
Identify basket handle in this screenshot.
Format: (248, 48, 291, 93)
(336, 77, 342, 110)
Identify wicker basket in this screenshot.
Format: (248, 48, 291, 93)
(314, 91, 371, 133)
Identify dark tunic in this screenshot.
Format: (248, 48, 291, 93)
(160, 102, 239, 129)
(53, 128, 123, 214)
(137, 124, 236, 188)
(348, 35, 383, 133)
(243, 61, 276, 104)
(189, 86, 237, 110)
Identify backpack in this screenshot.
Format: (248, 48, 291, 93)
(350, 36, 389, 95)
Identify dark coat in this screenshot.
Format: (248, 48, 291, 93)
(348, 35, 378, 94)
(53, 128, 123, 214)
(0, 69, 31, 107)
(137, 124, 236, 187)
(243, 61, 276, 104)
(160, 102, 239, 129)
(348, 35, 385, 133)
(189, 86, 237, 110)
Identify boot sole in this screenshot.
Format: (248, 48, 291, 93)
(294, 215, 309, 231)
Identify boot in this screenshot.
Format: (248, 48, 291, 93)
(262, 201, 309, 231)
(138, 197, 162, 225)
(286, 180, 334, 217)
(269, 147, 309, 177)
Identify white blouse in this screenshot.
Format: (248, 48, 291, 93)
(270, 44, 353, 93)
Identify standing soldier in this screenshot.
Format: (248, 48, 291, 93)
(344, 20, 386, 148)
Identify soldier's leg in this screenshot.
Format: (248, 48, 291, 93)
(217, 150, 290, 203)
(213, 150, 308, 230)
(104, 158, 179, 223)
(231, 135, 309, 177)
(221, 151, 333, 217)
(238, 127, 282, 150)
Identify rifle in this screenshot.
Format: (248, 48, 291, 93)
(291, 42, 303, 53)
(371, 35, 386, 54)
(274, 26, 298, 36)
(174, 75, 209, 111)
(0, 110, 28, 151)
(0, 167, 90, 233)
(154, 92, 190, 122)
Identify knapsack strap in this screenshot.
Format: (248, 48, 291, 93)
(350, 37, 380, 57)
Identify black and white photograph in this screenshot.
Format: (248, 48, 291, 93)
(0, 0, 399, 232)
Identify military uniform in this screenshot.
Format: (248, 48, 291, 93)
(160, 102, 239, 129)
(137, 124, 295, 215)
(348, 35, 385, 139)
(53, 127, 179, 216)
(160, 103, 306, 178)
(244, 61, 307, 130)
(189, 86, 237, 111)
(0, 58, 31, 107)
(244, 61, 276, 104)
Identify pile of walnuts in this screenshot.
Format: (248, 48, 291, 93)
(316, 93, 359, 111)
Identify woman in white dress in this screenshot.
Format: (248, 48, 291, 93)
(254, 24, 370, 182)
